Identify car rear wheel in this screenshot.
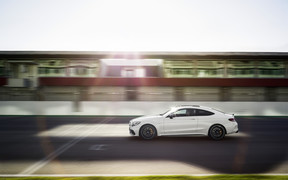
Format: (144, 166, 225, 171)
(140, 125, 157, 140)
(209, 125, 225, 140)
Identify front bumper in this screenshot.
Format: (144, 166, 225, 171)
(129, 122, 141, 136)
(129, 128, 136, 135)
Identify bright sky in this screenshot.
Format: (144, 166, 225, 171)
(0, 0, 288, 52)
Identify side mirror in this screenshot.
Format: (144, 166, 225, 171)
(167, 113, 175, 119)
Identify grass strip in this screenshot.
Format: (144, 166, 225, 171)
(0, 175, 287, 180)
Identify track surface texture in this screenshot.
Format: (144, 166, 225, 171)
(0, 116, 287, 175)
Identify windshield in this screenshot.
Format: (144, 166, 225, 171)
(160, 110, 170, 116)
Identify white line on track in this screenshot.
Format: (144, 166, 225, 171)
(18, 117, 114, 175)
(89, 144, 110, 151)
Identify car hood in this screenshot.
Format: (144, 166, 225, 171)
(131, 115, 162, 122)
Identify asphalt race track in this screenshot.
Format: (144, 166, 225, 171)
(0, 116, 287, 175)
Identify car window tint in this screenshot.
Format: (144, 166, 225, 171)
(195, 109, 214, 116)
(187, 109, 196, 116)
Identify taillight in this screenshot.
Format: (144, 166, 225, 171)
(228, 118, 235, 122)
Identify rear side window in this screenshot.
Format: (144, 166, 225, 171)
(195, 109, 214, 116)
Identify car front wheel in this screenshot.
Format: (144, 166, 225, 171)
(140, 124, 157, 140)
(209, 125, 225, 140)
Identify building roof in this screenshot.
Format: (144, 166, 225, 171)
(0, 51, 288, 59)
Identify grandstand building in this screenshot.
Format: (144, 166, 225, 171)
(0, 51, 288, 101)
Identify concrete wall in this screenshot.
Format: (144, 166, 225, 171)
(0, 101, 287, 116)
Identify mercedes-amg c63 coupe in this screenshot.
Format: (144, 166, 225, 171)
(129, 105, 238, 140)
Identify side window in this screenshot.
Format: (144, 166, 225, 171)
(174, 109, 187, 117)
(195, 109, 214, 116)
(187, 109, 196, 116)
(173, 108, 196, 117)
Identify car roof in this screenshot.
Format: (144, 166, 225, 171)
(174, 105, 211, 110)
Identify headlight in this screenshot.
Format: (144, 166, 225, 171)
(131, 121, 141, 127)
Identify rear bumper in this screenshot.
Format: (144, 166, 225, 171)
(225, 122, 239, 134)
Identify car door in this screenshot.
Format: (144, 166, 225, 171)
(164, 108, 197, 135)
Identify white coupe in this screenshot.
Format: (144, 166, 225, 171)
(129, 105, 238, 140)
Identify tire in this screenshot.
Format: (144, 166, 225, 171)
(209, 125, 225, 140)
(139, 124, 157, 140)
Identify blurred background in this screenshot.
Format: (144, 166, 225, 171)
(0, 51, 287, 102)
